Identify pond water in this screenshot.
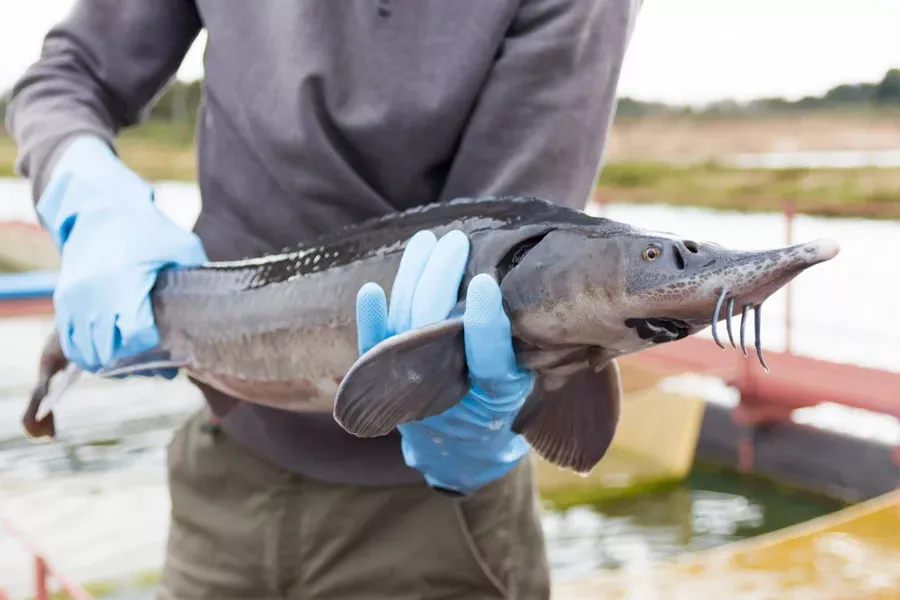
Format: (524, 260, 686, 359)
(725, 149, 900, 169)
(0, 177, 893, 597)
(0, 350, 845, 597)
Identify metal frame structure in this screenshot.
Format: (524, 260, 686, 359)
(0, 517, 93, 600)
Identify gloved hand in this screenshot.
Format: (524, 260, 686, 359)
(36, 134, 208, 376)
(355, 229, 534, 496)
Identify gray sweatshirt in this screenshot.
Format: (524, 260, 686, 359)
(6, 0, 641, 486)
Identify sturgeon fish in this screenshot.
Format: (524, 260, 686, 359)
(22, 196, 840, 474)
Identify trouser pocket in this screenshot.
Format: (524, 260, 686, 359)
(454, 454, 551, 600)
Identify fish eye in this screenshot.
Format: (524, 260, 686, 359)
(642, 244, 662, 261)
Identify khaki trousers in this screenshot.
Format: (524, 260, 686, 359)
(156, 408, 550, 600)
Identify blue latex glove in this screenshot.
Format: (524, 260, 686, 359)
(36, 135, 208, 376)
(356, 230, 534, 495)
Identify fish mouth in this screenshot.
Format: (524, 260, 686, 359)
(624, 317, 691, 344)
(626, 300, 771, 372)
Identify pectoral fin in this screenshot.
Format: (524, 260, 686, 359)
(333, 316, 622, 475)
(334, 317, 469, 438)
(512, 359, 622, 474)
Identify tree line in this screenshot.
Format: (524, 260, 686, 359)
(3, 68, 899, 125)
(617, 68, 900, 116)
(0, 78, 204, 127)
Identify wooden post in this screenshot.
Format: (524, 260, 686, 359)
(34, 556, 49, 600)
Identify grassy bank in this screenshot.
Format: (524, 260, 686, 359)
(0, 121, 197, 182)
(2, 112, 898, 218)
(605, 109, 900, 161)
(596, 160, 900, 218)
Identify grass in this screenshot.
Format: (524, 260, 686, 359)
(41, 569, 162, 600)
(596, 160, 900, 218)
(2, 115, 899, 219)
(0, 121, 197, 182)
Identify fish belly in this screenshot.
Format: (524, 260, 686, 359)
(153, 255, 402, 413)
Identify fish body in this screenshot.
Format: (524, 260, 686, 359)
(144, 196, 593, 411)
(23, 196, 840, 474)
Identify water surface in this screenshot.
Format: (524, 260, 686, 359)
(0, 360, 844, 597)
(726, 149, 900, 169)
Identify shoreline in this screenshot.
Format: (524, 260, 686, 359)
(1, 111, 898, 220)
(594, 160, 900, 220)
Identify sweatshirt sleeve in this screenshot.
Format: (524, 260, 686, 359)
(4, 0, 202, 201)
(437, 0, 643, 211)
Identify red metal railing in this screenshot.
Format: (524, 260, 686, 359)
(783, 200, 794, 353)
(0, 225, 91, 598)
(0, 517, 94, 600)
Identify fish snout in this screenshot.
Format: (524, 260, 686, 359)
(799, 238, 841, 265)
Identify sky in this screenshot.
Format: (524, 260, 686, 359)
(0, 0, 897, 106)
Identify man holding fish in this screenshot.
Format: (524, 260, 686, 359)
(6, 1, 643, 597)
